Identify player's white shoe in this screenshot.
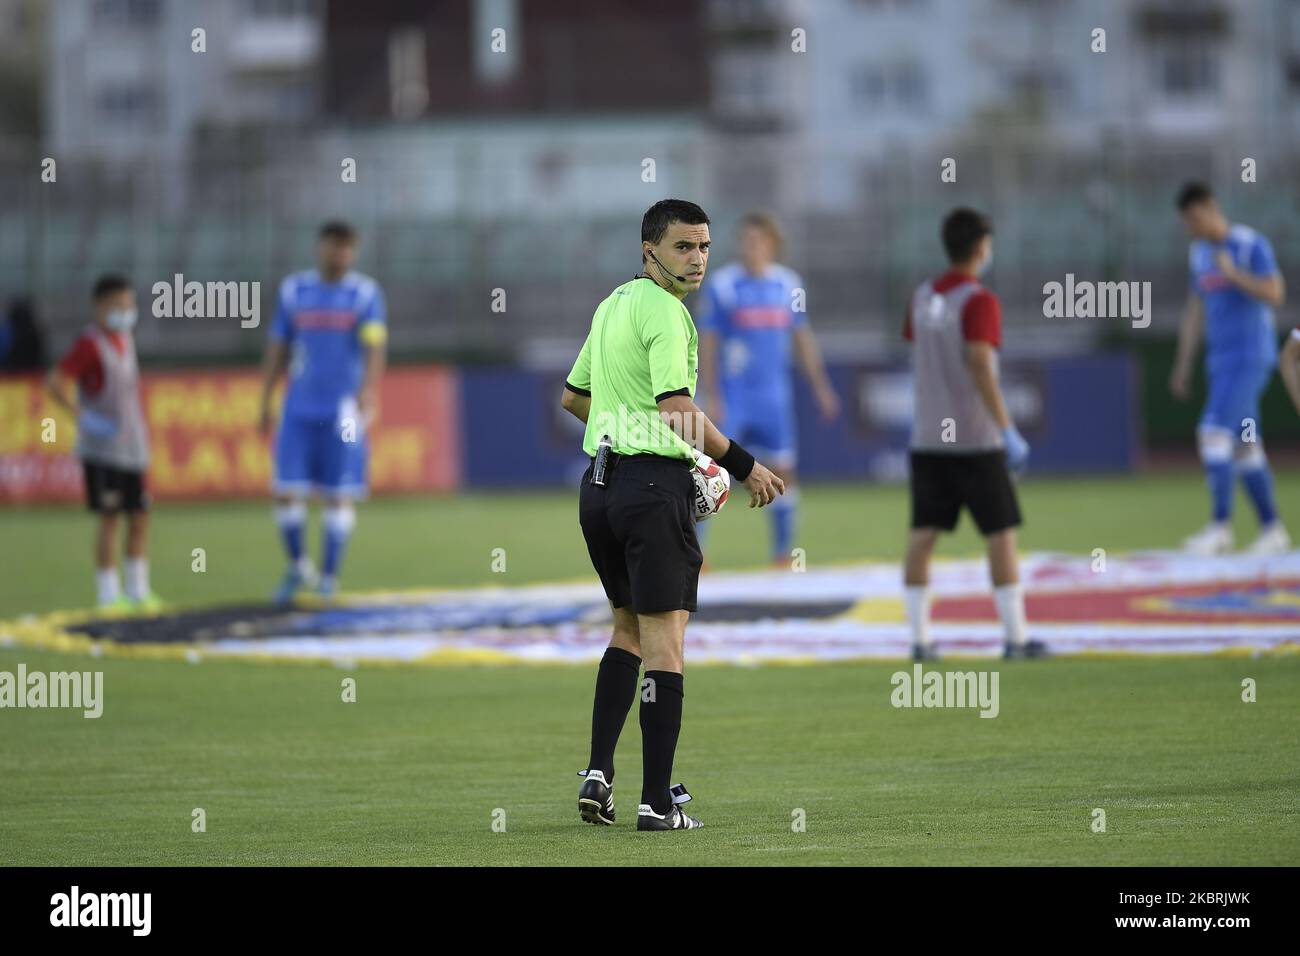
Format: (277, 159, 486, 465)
(1183, 522, 1233, 556)
(1246, 522, 1291, 556)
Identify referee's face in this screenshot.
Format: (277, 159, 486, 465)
(644, 222, 711, 297)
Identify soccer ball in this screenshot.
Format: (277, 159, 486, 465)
(691, 454, 731, 522)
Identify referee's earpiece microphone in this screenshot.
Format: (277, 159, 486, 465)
(647, 249, 686, 283)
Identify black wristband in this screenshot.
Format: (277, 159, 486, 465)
(717, 439, 755, 482)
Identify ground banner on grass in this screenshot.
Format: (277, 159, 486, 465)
(3, 551, 1299, 665)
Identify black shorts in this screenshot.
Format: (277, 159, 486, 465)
(909, 450, 1021, 536)
(83, 461, 150, 514)
(579, 453, 703, 614)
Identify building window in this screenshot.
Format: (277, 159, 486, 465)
(96, 84, 161, 126)
(715, 53, 780, 117)
(1155, 43, 1219, 98)
(851, 61, 927, 111)
(1005, 67, 1071, 109)
(891, 61, 927, 107)
(93, 0, 161, 27)
(389, 27, 429, 119)
(847, 0, 928, 8)
(243, 0, 317, 19)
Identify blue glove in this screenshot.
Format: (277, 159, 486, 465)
(1002, 424, 1029, 476)
(78, 409, 119, 439)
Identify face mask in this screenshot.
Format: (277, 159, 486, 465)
(106, 308, 138, 331)
(976, 248, 993, 276)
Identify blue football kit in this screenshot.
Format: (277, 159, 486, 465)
(271, 270, 386, 498)
(269, 268, 386, 601)
(696, 262, 806, 463)
(696, 262, 806, 560)
(1188, 224, 1280, 528)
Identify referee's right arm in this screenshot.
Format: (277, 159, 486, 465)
(560, 385, 590, 424)
(561, 330, 592, 424)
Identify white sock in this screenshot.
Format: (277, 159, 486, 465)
(96, 567, 121, 606)
(994, 583, 1027, 647)
(904, 585, 932, 649)
(124, 557, 149, 601)
(275, 501, 307, 528)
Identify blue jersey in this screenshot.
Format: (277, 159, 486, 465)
(271, 270, 386, 421)
(697, 262, 805, 410)
(1189, 224, 1279, 370)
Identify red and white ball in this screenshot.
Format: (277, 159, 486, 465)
(691, 454, 731, 522)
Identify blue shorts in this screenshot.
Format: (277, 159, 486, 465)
(273, 415, 369, 498)
(1200, 363, 1273, 438)
(722, 393, 797, 468)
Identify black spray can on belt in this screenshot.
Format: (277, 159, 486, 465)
(591, 434, 613, 486)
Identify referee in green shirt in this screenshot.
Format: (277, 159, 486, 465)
(561, 199, 784, 831)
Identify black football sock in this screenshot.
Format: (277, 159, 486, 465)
(587, 646, 642, 784)
(639, 670, 685, 815)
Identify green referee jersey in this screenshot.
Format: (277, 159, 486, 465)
(566, 276, 698, 461)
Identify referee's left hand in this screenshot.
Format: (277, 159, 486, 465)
(742, 462, 785, 508)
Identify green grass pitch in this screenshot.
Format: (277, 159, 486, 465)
(1, 474, 1298, 865)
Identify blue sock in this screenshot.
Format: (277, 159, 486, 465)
(1240, 462, 1278, 526)
(771, 491, 798, 561)
(1205, 461, 1234, 523)
(322, 531, 347, 577)
(275, 503, 305, 563)
(322, 506, 355, 577)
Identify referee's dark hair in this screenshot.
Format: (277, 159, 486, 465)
(941, 207, 993, 264)
(1176, 181, 1214, 211)
(319, 220, 357, 243)
(641, 199, 710, 261)
(92, 274, 132, 301)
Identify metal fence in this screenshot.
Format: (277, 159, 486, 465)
(4, 125, 1300, 364)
